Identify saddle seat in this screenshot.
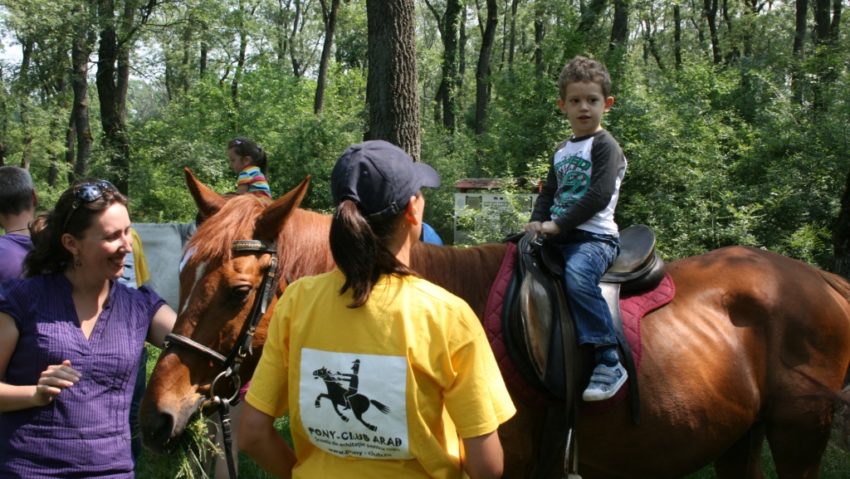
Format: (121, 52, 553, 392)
(504, 225, 664, 410)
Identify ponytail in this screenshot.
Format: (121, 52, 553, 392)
(329, 200, 412, 307)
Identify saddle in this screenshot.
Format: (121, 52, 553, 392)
(502, 225, 664, 415)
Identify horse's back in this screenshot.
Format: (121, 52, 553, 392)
(576, 246, 850, 478)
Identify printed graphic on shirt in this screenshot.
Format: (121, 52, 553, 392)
(552, 151, 591, 218)
(299, 348, 411, 460)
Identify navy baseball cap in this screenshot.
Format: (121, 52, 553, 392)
(331, 140, 441, 219)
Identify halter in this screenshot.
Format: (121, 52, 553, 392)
(162, 239, 280, 479)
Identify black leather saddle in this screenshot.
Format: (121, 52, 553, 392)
(502, 225, 664, 422)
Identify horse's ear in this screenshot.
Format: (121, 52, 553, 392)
(184, 167, 226, 219)
(254, 176, 311, 242)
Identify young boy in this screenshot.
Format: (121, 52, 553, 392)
(0, 166, 37, 282)
(525, 56, 628, 402)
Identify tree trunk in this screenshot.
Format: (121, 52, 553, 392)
(70, 23, 94, 184)
(314, 0, 341, 114)
(607, 0, 629, 88)
(474, 0, 497, 135)
(232, 0, 250, 114)
(17, 37, 33, 171)
(96, 0, 131, 194)
(703, 0, 721, 64)
(812, 0, 836, 112)
(366, 0, 421, 160)
(791, 0, 808, 103)
(507, 0, 519, 69)
(289, 0, 303, 77)
(674, 3, 682, 69)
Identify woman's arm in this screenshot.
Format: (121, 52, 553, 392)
(238, 402, 296, 478)
(147, 304, 177, 348)
(0, 312, 80, 412)
(462, 430, 504, 479)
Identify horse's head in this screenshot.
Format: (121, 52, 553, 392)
(140, 168, 329, 452)
(313, 367, 331, 380)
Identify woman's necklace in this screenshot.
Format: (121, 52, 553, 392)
(4, 227, 28, 234)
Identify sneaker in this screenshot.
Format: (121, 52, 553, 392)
(582, 361, 628, 402)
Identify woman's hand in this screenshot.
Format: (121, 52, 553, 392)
(540, 221, 561, 236)
(34, 360, 80, 406)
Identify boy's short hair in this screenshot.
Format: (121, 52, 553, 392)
(0, 166, 34, 215)
(558, 56, 612, 99)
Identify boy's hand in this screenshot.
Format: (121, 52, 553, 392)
(541, 221, 561, 236)
(524, 221, 543, 233)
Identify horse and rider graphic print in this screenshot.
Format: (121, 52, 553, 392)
(300, 348, 412, 460)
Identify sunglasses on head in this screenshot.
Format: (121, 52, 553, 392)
(62, 180, 117, 232)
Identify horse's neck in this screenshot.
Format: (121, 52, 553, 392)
(280, 209, 335, 279)
(411, 242, 508, 318)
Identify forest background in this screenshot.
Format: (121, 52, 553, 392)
(0, 0, 849, 273)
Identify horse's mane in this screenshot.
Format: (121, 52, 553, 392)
(186, 195, 268, 265)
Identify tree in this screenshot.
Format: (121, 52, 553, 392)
(365, 0, 421, 159)
(314, 0, 341, 114)
(474, 0, 497, 135)
(425, 0, 462, 132)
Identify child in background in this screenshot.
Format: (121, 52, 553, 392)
(227, 137, 272, 199)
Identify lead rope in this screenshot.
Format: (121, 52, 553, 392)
(219, 398, 238, 479)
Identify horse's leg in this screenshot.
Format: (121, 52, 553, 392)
(765, 399, 833, 479)
(713, 422, 765, 479)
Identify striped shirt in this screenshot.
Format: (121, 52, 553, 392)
(238, 165, 272, 198)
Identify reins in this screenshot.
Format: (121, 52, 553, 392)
(163, 239, 280, 479)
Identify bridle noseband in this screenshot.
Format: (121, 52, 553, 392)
(162, 239, 280, 479)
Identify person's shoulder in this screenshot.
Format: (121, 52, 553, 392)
(404, 276, 473, 313)
(594, 129, 622, 147)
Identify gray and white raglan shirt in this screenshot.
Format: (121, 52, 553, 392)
(531, 129, 627, 239)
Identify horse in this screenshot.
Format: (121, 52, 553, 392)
(312, 366, 391, 431)
(140, 170, 850, 478)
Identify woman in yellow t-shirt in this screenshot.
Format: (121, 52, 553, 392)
(238, 140, 515, 479)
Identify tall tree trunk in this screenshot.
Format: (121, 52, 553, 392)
(289, 0, 303, 76)
(314, 0, 341, 114)
(426, 0, 461, 131)
(533, 2, 544, 71)
(366, 0, 421, 160)
(578, 0, 607, 33)
(607, 0, 629, 90)
(96, 0, 132, 194)
(674, 3, 682, 69)
(17, 37, 34, 171)
(474, 0, 497, 135)
(791, 0, 808, 103)
(70, 23, 94, 184)
(232, 0, 250, 114)
(704, 0, 721, 64)
(507, 0, 519, 69)
(812, 0, 837, 112)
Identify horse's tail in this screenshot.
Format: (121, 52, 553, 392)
(370, 399, 390, 414)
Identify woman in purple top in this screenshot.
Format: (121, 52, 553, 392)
(0, 179, 177, 478)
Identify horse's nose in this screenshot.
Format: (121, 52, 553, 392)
(141, 407, 176, 453)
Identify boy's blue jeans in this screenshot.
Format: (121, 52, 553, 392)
(557, 230, 620, 347)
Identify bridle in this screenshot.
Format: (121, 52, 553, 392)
(162, 239, 280, 479)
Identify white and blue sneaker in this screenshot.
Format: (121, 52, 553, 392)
(582, 361, 628, 402)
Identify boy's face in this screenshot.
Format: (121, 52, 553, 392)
(558, 81, 614, 138)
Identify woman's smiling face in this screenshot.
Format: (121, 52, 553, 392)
(70, 202, 133, 281)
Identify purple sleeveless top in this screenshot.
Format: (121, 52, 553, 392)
(0, 274, 165, 478)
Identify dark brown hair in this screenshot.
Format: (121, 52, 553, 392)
(25, 180, 128, 276)
(228, 137, 268, 173)
(558, 55, 612, 99)
(329, 200, 413, 307)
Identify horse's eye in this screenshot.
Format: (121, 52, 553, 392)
(229, 285, 252, 304)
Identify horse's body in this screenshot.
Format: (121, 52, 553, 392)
(141, 172, 850, 478)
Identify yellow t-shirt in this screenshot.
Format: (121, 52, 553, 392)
(246, 269, 516, 479)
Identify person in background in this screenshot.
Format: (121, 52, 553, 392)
(420, 221, 444, 245)
(116, 226, 152, 468)
(0, 166, 37, 282)
(0, 179, 177, 477)
(524, 55, 628, 402)
(238, 140, 515, 479)
(227, 137, 272, 200)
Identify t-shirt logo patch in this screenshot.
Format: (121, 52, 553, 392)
(300, 348, 411, 460)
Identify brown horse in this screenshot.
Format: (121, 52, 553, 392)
(141, 171, 850, 478)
